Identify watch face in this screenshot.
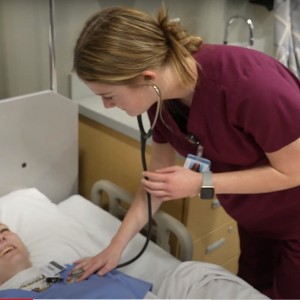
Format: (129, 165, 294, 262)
(201, 187, 214, 199)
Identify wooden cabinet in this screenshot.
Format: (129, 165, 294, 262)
(78, 115, 149, 198)
(183, 196, 240, 273)
(78, 115, 240, 274)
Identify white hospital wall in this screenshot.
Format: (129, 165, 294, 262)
(0, 0, 273, 100)
(0, 0, 49, 98)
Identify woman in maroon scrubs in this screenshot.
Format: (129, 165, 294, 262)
(73, 6, 300, 299)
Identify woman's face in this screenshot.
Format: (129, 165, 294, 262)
(0, 224, 31, 285)
(84, 81, 159, 116)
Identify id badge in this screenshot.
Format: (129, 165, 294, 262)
(184, 154, 211, 173)
(40, 261, 66, 277)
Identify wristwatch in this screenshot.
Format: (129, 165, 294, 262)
(200, 171, 215, 199)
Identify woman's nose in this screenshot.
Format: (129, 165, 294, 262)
(102, 99, 116, 108)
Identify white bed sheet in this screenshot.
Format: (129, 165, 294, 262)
(59, 195, 268, 299)
(0, 188, 269, 299)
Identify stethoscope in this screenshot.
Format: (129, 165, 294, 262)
(116, 84, 161, 268)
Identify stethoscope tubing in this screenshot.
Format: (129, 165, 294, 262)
(116, 85, 161, 268)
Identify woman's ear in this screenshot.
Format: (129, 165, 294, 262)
(142, 70, 156, 82)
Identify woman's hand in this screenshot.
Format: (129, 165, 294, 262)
(69, 243, 122, 281)
(141, 165, 201, 201)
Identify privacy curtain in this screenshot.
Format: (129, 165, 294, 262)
(273, 0, 300, 78)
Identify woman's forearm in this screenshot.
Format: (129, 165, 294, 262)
(109, 185, 162, 251)
(215, 138, 300, 195)
(142, 138, 300, 200)
(214, 165, 300, 195)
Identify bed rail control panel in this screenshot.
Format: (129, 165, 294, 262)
(91, 179, 194, 261)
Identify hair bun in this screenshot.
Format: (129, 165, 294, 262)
(158, 12, 202, 54)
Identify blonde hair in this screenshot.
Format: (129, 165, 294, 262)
(73, 6, 203, 90)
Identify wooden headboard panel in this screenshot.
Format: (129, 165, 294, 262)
(0, 90, 78, 203)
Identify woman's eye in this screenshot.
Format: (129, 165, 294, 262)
(102, 96, 113, 101)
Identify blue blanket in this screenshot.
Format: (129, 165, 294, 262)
(0, 265, 152, 299)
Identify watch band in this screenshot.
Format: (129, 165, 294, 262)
(202, 171, 212, 186)
(200, 171, 215, 200)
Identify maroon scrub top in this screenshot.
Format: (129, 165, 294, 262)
(147, 44, 300, 239)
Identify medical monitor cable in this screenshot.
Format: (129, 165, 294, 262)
(116, 85, 161, 268)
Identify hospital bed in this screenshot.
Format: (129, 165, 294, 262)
(0, 91, 268, 299)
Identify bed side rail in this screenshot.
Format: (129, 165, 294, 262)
(91, 179, 193, 261)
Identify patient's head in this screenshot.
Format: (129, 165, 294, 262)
(0, 223, 32, 285)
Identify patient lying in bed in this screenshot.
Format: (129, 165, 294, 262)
(0, 220, 268, 299)
(0, 223, 152, 299)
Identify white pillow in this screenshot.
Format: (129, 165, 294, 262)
(0, 188, 100, 267)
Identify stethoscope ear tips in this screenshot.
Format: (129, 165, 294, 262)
(144, 75, 152, 81)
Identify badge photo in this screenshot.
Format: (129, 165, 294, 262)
(183, 154, 211, 173)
